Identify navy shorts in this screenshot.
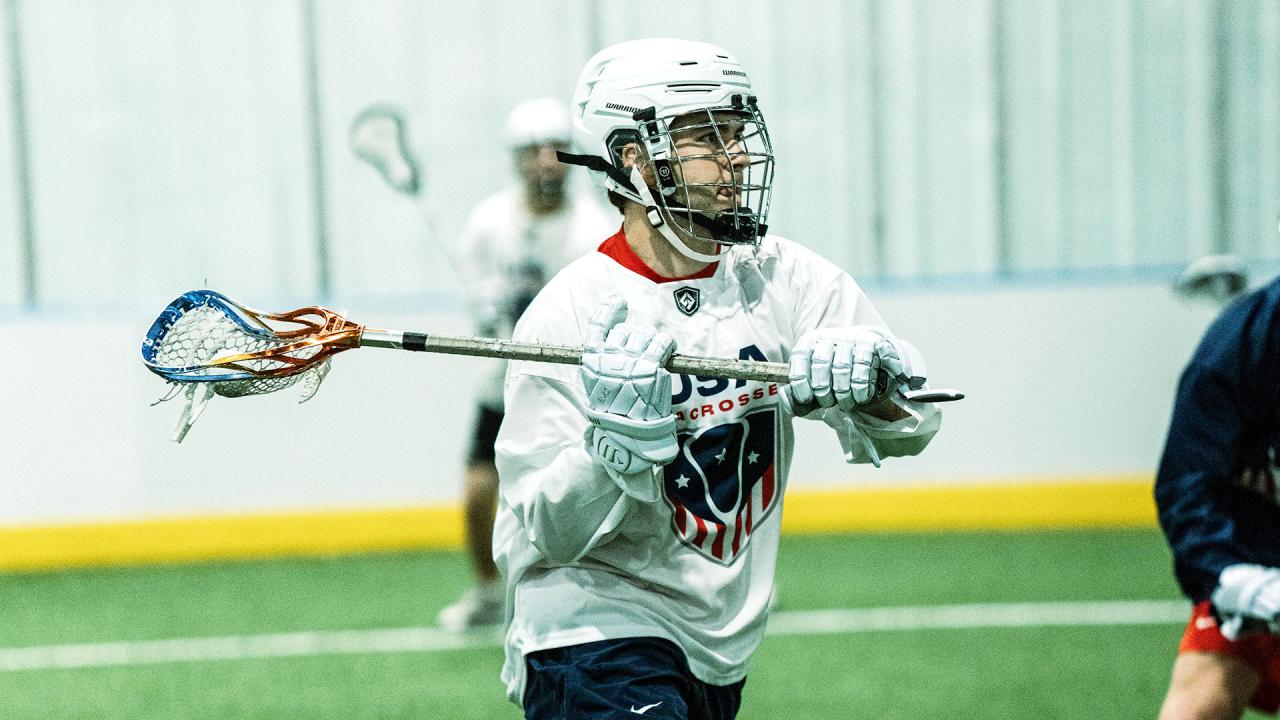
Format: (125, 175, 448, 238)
(467, 406, 504, 464)
(522, 637, 745, 720)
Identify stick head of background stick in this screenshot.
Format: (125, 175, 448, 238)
(350, 105, 422, 196)
(140, 290, 362, 441)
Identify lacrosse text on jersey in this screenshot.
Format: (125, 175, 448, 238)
(674, 384, 779, 422)
(671, 344, 776, 421)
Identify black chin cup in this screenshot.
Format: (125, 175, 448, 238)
(664, 197, 765, 245)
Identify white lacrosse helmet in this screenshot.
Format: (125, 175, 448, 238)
(504, 97, 572, 150)
(561, 38, 775, 261)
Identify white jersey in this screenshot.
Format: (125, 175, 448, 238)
(458, 186, 618, 409)
(493, 229, 941, 704)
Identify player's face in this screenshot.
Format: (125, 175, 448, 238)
(515, 141, 570, 202)
(667, 110, 752, 213)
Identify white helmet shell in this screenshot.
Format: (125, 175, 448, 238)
(568, 37, 774, 253)
(572, 38, 755, 194)
(504, 97, 572, 150)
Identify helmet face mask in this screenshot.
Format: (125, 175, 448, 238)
(567, 38, 776, 255)
(636, 102, 773, 247)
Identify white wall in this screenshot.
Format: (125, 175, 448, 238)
(0, 0, 24, 306)
(1, 1, 1275, 526)
(0, 280, 1224, 526)
(4, 1, 1280, 311)
(793, 278, 1223, 487)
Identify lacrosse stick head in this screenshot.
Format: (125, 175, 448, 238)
(350, 104, 421, 196)
(141, 290, 362, 441)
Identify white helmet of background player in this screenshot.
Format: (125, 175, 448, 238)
(504, 97, 572, 150)
(560, 37, 775, 262)
(504, 97, 573, 207)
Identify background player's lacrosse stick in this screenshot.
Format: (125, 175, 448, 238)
(348, 104, 537, 337)
(348, 104, 462, 276)
(142, 290, 964, 442)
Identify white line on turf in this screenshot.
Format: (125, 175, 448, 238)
(0, 599, 1189, 672)
(763, 599, 1190, 635)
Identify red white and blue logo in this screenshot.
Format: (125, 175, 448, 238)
(663, 408, 778, 565)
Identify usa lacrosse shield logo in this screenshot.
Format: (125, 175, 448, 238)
(663, 408, 778, 564)
(673, 286, 701, 316)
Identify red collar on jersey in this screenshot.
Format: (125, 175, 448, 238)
(596, 226, 720, 284)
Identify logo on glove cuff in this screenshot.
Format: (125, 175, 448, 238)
(673, 286, 701, 317)
(594, 432, 634, 472)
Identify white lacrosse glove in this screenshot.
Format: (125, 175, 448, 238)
(1211, 564, 1280, 640)
(787, 326, 926, 415)
(580, 296, 678, 486)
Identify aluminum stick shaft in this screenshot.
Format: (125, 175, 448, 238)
(359, 329, 791, 383)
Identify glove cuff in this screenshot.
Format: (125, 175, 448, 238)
(587, 425, 672, 480)
(586, 407, 676, 443)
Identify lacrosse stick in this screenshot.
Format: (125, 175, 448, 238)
(348, 104, 461, 276)
(142, 290, 963, 442)
(349, 104, 549, 351)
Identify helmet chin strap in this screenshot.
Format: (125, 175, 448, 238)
(558, 149, 753, 261)
(627, 167, 723, 264)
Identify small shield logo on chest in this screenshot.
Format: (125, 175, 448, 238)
(673, 286, 701, 316)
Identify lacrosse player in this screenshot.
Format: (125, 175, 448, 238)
(437, 97, 616, 632)
(492, 38, 942, 718)
(1157, 275, 1280, 719)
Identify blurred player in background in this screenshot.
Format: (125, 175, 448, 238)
(1156, 272, 1280, 719)
(492, 38, 943, 718)
(436, 97, 616, 632)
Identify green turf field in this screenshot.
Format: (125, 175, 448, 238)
(0, 529, 1259, 719)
